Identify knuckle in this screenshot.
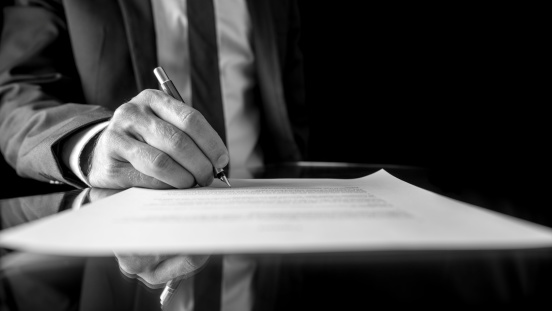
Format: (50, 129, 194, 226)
(178, 109, 203, 128)
(157, 124, 189, 149)
(113, 103, 152, 134)
(137, 89, 177, 116)
(114, 102, 142, 122)
(135, 89, 157, 102)
(113, 102, 132, 118)
(168, 130, 190, 149)
(140, 89, 172, 108)
(151, 153, 172, 171)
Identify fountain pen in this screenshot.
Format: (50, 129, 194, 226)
(153, 66, 231, 188)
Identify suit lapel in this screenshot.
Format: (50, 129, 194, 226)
(117, 0, 158, 90)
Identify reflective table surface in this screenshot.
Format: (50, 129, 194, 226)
(1, 162, 552, 310)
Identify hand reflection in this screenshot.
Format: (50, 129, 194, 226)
(113, 252, 210, 288)
(85, 188, 210, 289)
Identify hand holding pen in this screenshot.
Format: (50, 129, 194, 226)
(80, 67, 230, 189)
(154, 66, 230, 186)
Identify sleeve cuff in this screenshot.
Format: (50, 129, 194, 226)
(65, 121, 109, 187)
(71, 188, 92, 210)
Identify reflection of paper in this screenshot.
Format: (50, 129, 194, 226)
(1, 170, 552, 255)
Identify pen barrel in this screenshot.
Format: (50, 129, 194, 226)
(160, 282, 176, 306)
(160, 81, 185, 103)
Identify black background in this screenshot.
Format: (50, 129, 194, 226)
(300, 2, 546, 166)
(299, 2, 549, 212)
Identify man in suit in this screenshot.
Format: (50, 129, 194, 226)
(0, 0, 307, 190)
(0, 1, 307, 310)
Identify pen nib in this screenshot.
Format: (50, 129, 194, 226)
(214, 168, 231, 187)
(219, 174, 231, 187)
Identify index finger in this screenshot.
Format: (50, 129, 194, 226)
(147, 90, 229, 169)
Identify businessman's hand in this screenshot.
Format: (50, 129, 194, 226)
(86, 89, 229, 189)
(114, 252, 210, 288)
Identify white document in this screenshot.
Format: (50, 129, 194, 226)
(1, 170, 552, 255)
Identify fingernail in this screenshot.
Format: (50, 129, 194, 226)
(217, 154, 229, 168)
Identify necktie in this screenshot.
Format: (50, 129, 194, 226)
(187, 3, 224, 308)
(193, 255, 223, 311)
(187, 0, 226, 144)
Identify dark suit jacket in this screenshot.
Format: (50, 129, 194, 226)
(0, 0, 308, 188)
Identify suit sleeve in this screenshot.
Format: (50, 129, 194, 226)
(0, 1, 113, 187)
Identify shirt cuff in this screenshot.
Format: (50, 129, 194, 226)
(65, 121, 109, 187)
(71, 188, 92, 210)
